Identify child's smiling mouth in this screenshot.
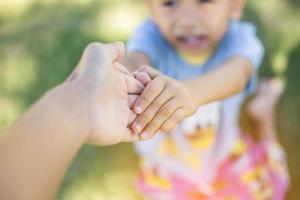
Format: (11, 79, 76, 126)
(176, 35, 209, 53)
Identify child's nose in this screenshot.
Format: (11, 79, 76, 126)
(174, 5, 202, 30)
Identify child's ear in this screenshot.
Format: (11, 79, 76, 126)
(230, 0, 245, 20)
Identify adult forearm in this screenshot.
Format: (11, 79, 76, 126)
(0, 87, 88, 200)
(0, 42, 145, 200)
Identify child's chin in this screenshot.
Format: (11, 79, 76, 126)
(176, 41, 211, 55)
(179, 48, 210, 56)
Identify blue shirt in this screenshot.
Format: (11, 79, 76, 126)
(128, 19, 264, 93)
(127, 19, 265, 176)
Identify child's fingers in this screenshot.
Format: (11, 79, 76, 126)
(133, 75, 167, 114)
(134, 72, 152, 85)
(128, 94, 138, 109)
(160, 108, 187, 132)
(124, 74, 145, 94)
(131, 88, 174, 133)
(135, 65, 161, 79)
(139, 98, 180, 139)
(128, 110, 137, 125)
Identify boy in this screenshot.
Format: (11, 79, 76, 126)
(123, 0, 265, 199)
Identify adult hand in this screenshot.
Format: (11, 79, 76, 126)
(60, 42, 145, 145)
(0, 42, 146, 200)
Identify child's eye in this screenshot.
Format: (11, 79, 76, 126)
(162, 0, 177, 7)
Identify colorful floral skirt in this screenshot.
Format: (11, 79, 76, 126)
(136, 138, 289, 200)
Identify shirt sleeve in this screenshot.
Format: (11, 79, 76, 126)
(127, 19, 164, 66)
(223, 21, 265, 94)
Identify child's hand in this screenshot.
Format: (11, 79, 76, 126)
(131, 65, 199, 139)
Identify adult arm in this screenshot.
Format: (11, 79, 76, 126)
(0, 42, 144, 200)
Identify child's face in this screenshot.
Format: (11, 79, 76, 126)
(147, 0, 244, 55)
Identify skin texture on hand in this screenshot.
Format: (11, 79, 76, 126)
(0, 42, 146, 200)
(130, 57, 253, 140)
(63, 42, 145, 145)
(131, 65, 199, 140)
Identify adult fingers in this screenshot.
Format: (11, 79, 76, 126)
(114, 62, 133, 77)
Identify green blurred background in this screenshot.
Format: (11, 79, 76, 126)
(0, 0, 299, 199)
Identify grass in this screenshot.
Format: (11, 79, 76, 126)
(0, 1, 145, 199)
(57, 144, 142, 200)
(0, 0, 299, 199)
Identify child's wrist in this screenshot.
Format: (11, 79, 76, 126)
(180, 79, 208, 108)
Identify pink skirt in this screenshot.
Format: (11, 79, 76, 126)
(136, 138, 289, 200)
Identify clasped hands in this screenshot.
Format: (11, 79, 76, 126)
(61, 42, 198, 146)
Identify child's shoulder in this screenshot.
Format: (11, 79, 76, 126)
(136, 18, 161, 35)
(227, 21, 258, 38)
(218, 20, 262, 55)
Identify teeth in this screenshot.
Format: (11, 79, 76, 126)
(180, 36, 202, 44)
(185, 37, 199, 42)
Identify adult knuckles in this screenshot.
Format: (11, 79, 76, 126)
(86, 42, 103, 50)
(85, 43, 106, 58)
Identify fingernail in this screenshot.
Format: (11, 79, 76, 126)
(140, 131, 149, 140)
(133, 123, 141, 133)
(135, 106, 142, 114)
